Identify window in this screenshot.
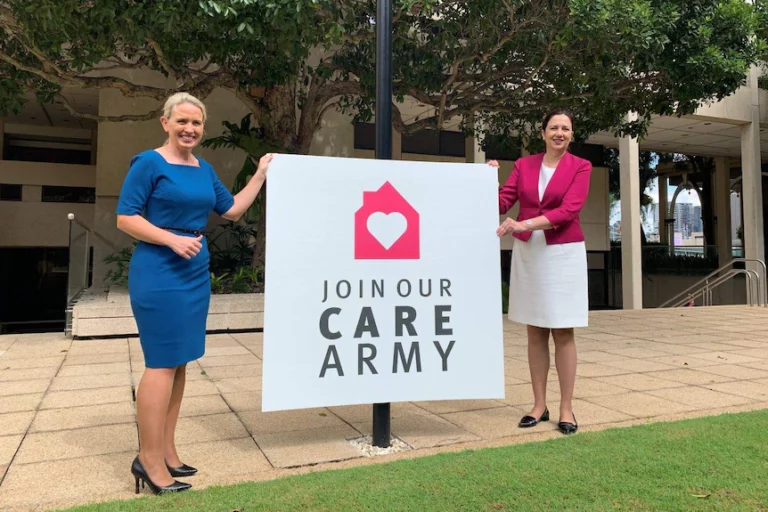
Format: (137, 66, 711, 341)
(41, 186, 95, 204)
(354, 122, 467, 157)
(3, 135, 92, 164)
(482, 135, 522, 161)
(0, 184, 23, 201)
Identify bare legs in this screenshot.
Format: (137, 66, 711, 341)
(525, 325, 577, 424)
(526, 325, 550, 418)
(552, 328, 577, 424)
(136, 364, 187, 485)
(164, 364, 187, 468)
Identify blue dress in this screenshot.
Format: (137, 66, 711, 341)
(116, 150, 234, 368)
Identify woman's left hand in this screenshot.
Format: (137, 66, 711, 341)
(497, 218, 525, 236)
(255, 153, 274, 178)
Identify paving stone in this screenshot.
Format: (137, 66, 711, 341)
(197, 354, 261, 368)
(0, 379, 50, 397)
(576, 363, 631, 378)
(595, 373, 685, 392)
(0, 434, 23, 466)
(254, 424, 362, 468)
(0, 356, 64, 370)
(0, 366, 59, 382)
(443, 405, 551, 439)
(173, 438, 271, 486)
(57, 362, 131, 377)
(0, 411, 35, 435)
(239, 408, 347, 436)
(178, 394, 232, 418)
(174, 413, 250, 446)
(14, 423, 138, 464)
(0, 452, 136, 511)
(645, 368, 735, 386)
(30, 402, 135, 432)
(202, 364, 262, 380)
(0, 393, 44, 413)
(49, 373, 132, 392)
(41, 386, 133, 410)
(698, 364, 768, 380)
(646, 387, 755, 409)
(706, 380, 768, 401)
(587, 392, 697, 418)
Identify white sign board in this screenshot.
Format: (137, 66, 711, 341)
(262, 154, 504, 412)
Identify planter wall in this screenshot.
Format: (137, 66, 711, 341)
(71, 286, 264, 338)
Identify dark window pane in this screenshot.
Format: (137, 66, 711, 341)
(0, 184, 23, 201)
(41, 186, 95, 204)
(483, 135, 522, 161)
(439, 131, 466, 157)
(402, 130, 439, 155)
(353, 123, 376, 150)
(569, 143, 605, 167)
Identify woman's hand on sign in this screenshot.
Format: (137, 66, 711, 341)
(256, 153, 274, 179)
(497, 218, 525, 236)
(487, 159, 500, 169)
(168, 234, 203, 259)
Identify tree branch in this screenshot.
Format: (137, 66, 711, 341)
(55, 93, 164, 122)
(147, 38, 177, 82)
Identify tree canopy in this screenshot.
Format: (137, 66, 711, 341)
(0, 0, 763, 153)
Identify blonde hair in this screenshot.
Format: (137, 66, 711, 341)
(162, 92, 207, 123)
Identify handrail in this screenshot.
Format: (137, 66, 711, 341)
(659, 258, 767, 308)
(65, 213, 121, 337)
(665, 270, 743, 308)
(67, 213, 119, 252)
(673, 269, 760, 308)
(703, 269, 762, 307)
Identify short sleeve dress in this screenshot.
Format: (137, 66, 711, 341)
(116, 150, 235, 368)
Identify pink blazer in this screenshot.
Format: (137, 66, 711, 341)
(498, 152, 592, 245)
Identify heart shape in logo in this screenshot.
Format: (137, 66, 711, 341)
(366, 212, 407, 250)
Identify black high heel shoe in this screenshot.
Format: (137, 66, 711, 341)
(131, 456, 192, 495)
(518, 408, 549, 428)
(558, 413, 578, 435)
(167, 462, 198, 477)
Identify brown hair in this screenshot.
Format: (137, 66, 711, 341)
(542, 109, 574, 131)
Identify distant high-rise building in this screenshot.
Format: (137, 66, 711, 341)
(693, 205, 703, 232)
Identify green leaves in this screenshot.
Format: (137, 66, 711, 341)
(0, 0, 761, 151)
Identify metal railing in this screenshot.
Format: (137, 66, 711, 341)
(658, 258, 768, 308)
(65, 213, 118, 336)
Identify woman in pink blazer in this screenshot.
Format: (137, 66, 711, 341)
(490, 109, 591, 435)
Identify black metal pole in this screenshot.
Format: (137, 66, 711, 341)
(372, 0, 392, 449)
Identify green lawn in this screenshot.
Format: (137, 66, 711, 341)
(61, 410, 768, 512)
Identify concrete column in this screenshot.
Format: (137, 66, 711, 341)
(392, 128, 402, 160)
(715, 156, 732, 267)
(619, 114, 643, 309)
(741, 110, 765, 299)
(90, 128, 98, 165)
(658, 174, 668, 246)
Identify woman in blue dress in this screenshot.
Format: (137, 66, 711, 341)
(116, 92, 272, 495)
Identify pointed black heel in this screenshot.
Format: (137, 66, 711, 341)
(167, 462, 198, 477)
(131, 456, 192, 495)
(518, 408, 550, 428)
(558, 413, 578, 435)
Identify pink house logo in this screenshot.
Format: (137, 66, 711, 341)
(354, 182, 420, 260)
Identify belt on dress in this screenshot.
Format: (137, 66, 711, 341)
(158, 226, 209, 236)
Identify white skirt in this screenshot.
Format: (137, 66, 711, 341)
(507, 231, 588, 329)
